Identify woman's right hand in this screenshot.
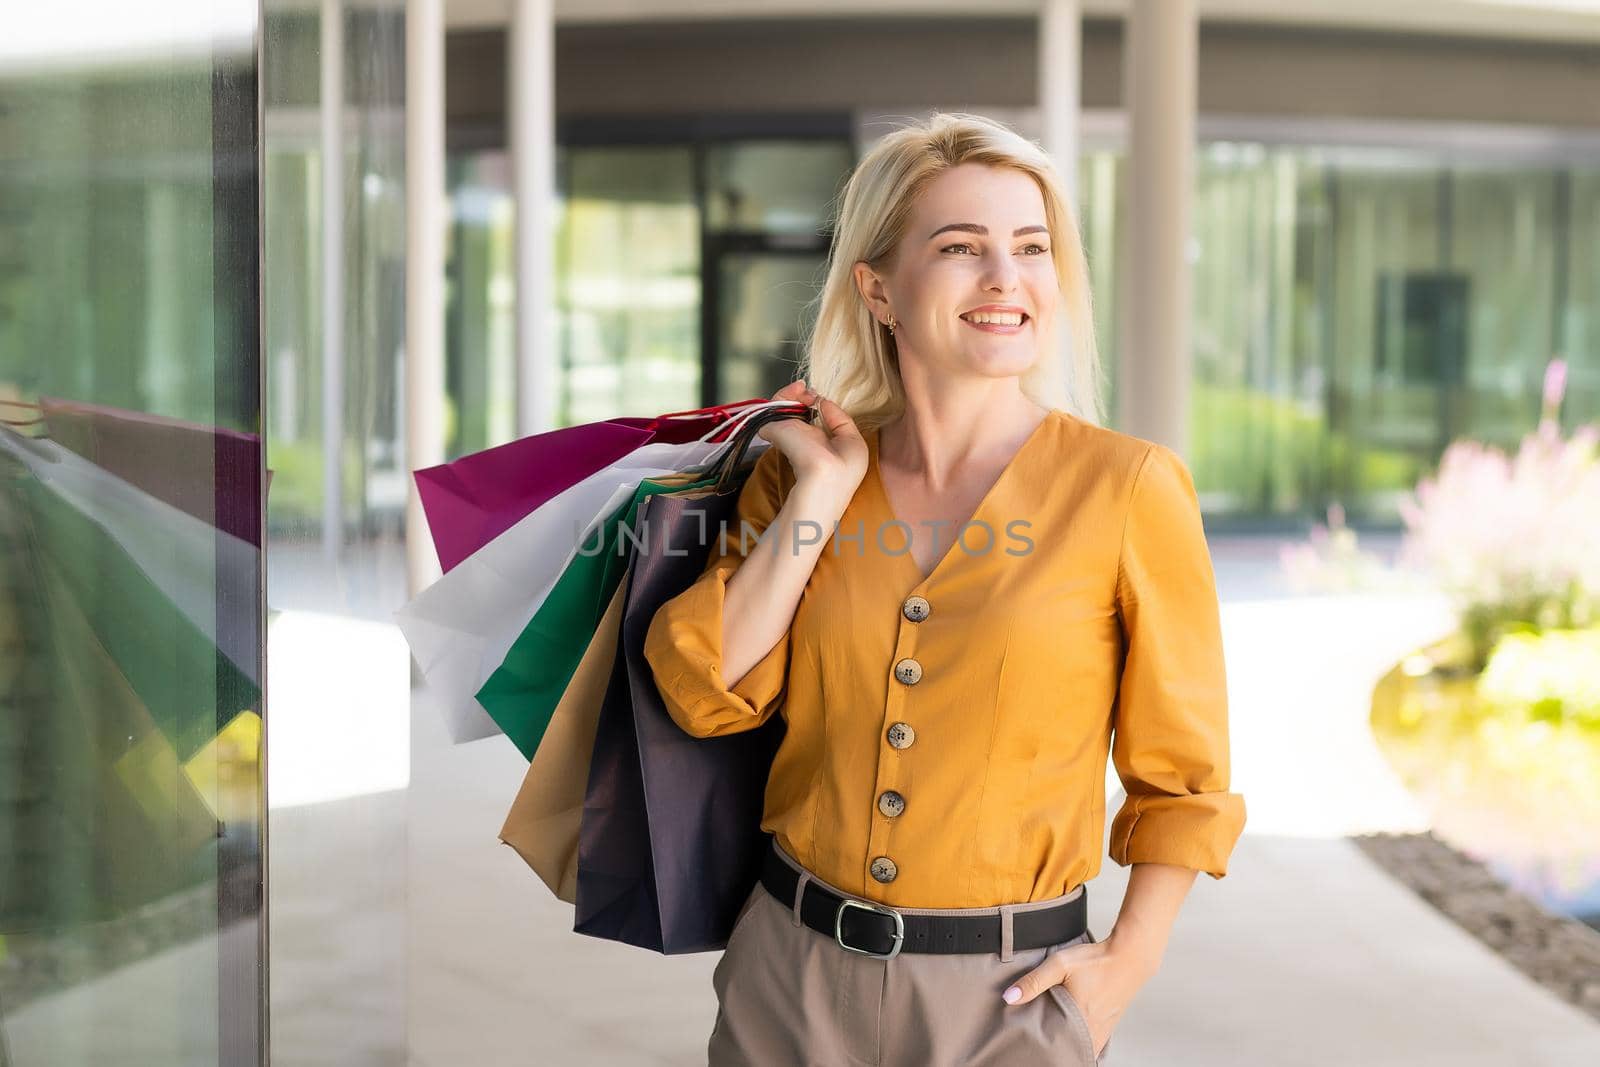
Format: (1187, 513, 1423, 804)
(757, 379, 868, 497)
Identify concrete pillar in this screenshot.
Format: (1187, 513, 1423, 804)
(511, 0, 557, 436)
(1117, 0, 1196, 454)
(1038, 0, 1082, 209)
(321, 0, 344, 561)
(405, 0, 446, 597)
(1038, 0, 1083, 414)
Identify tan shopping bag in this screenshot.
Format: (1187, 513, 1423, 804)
(497, 574, 628, 904)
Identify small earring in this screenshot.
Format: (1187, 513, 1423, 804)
(886, 314, 897, 335)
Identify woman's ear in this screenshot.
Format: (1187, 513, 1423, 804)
(851, 260, 891, 323)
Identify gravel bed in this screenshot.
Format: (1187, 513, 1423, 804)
(1353, 830, 1600, 1022)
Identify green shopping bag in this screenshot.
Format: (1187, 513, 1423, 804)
(474, 469, 720, 761)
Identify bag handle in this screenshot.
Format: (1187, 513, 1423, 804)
(691, 398, 809, 445)
(708, 405, 812, 496)
(655, 400, 765, 422)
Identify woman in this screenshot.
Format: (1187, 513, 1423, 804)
(643, 112, 1245, 1067)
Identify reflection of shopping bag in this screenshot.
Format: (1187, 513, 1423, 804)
(0, 431, 259, 760)
(394, 400, 805, 748)
(573, 486, 786, 955)
(0, 430, 259, 687)
(497, 577, 627, 905)
(40, 551, 223, 888)
(0, 500, 220, 931)
(38, 395, 265, 546)
(414, 402, 771, 574)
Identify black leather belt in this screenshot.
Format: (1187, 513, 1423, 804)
(758, 838, 1086, 959)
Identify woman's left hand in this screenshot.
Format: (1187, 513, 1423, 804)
(1001, 931, 1160, 1059)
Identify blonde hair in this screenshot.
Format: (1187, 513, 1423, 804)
(799, 111, 1105, 430)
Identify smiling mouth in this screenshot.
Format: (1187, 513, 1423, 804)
(959, 312, 1030, 327)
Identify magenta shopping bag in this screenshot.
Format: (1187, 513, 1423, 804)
(414, 402, 776, 573)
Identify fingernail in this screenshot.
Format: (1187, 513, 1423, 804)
(1002, 986, 1021, 1004)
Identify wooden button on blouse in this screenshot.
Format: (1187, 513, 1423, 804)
(893, 658, 923, 685)
(902, 595, 931, 622)
(878, 790, 906, 817)
(886, 722, 916, 749)
(870, 856, 899, 883)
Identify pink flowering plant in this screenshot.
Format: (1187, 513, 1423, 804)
(1277, 500, 1396, 594)
(1397, 359, 1600, 670)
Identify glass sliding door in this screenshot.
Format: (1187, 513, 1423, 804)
(704, 139, 848, 405)
(0, 3, 266, 1064)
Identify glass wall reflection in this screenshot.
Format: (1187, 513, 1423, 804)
(261, 1, 407, 1064)
(0, 3, 264, 1064)
(1175, 140, 1599, 523)
(560, 145, 701, 425)
(445, 134, 852, 442)
(441, 125, 1598, 526)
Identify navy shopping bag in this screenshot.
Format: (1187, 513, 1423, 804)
(573, 411, 795, 954)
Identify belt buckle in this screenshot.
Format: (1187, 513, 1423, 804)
(834, 898, 905, 960)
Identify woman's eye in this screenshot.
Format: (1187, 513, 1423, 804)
(940, 243, 1051, 256)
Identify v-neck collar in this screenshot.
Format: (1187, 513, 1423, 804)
(864, 409, 1059, 592)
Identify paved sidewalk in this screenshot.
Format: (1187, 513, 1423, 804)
(1085, 833, 1600, 1066)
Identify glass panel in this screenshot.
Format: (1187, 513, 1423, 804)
(1079, 150, 1124, 421)
(261, 1, 407, 1063)
(0, 3, 264, 1064)
(1337, 163, 1468, 516)
(1107, 138, 1598, 524)
(1450, 167, 1559, 449)
(704, 141, 853, 236)
(558, 145, 700, 426)
(446, 150, 516, 459)
(1190, 143, 1332, 517)
(717, 253, 828, 402)
(1568, 172, 1600, 425)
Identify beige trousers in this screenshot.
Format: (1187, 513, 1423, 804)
(707, 842, 1110, 1066)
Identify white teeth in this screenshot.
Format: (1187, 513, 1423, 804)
(962, 311, 1025, 326)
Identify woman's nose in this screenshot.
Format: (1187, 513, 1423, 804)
(980, 258, 1020, 293)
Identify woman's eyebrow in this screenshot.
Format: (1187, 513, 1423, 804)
(927, 223, 1050, 239)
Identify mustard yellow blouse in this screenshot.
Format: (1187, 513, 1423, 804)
(642, 407, 1246, 908)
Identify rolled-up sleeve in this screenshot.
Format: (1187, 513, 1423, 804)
(643, 444, 792, 739)
(1107, 443, 1246, 878)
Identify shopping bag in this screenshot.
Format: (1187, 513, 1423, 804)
(415, 402, 771, 574)
(395, 399, 803, 746)
(497, 575, 628, 905)
(476, 404, 804, 760)
(415, 421, 651, 575)
(397, 445, 722, 746)
(573, 412, 803, 954)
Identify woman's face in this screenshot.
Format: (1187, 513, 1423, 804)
(858, 162, 1059, 383)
